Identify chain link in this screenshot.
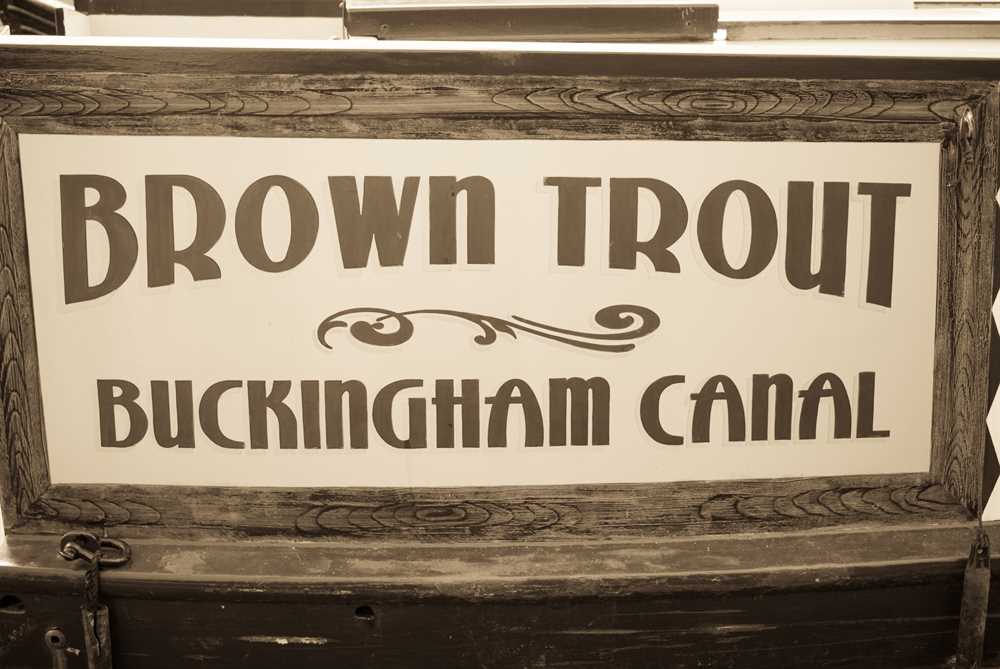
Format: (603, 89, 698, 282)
(82, 559, 101, 612)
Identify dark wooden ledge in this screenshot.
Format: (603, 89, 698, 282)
(0, 522, 986, 600)
(0, 524, 993, 667)
(73, 0, 344, 17)
(2, 41, 1000, 80)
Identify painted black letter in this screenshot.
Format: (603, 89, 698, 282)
(485, 380, 543, 447)
(199, 380, 244, 449)
(698, 180, 777, 279)
(609, 178, 688, 272)
(429, 177, 495, 264)
(330, 176, 419, 268)
(691, 375, 746, 443)
(798, 373, 852, 439)
(751, 373, 793, 441)
(150, 380, 194, 448)
(146, 175, 225, 288)
(857, 371, 890, 438)
(236, 176, 319, 273)
(549, 377, 610, 446)
(97, 379, 147, 448)
(859, 182, 911, 308)
(61, 175, 137, 304)
(432, 379, 480, 448)
(373, 380, 427, 448)
(785, 182, 849, 297)
(640, 375, 685, 445)
(544, 177, 601, 267)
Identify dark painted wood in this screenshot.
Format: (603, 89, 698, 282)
(344, 1, 717, 42)
(1, 43, 1000, 81)
(0, 583, 968, 668)
(98, 585, 968, 668)
(73, 0, 344, 17)
(0, 523, 991, 668)
(0, 591, 80, 669)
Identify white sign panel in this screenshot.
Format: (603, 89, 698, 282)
(18, 135, 939, 487)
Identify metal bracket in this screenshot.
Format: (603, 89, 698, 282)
(957, 525, 991, 669)
(959, 106, 977, 163)
(57, 531, 132, 669)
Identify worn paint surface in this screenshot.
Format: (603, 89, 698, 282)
(0, 525, 994, 667)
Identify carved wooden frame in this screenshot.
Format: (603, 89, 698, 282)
(0, 45, 996, 540)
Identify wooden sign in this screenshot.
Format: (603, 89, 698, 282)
(0, 44, 995, 540)
(19, 135, 941, 489)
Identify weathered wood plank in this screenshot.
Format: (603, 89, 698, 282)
(0, 524, 986, 668)
(0, 591, 80, 669)
(0, 522, 980, 597)
(0, 577, 969, 668)
(3, 115, 952, 144)
(932, 88, 1000, 512)
(0, 73, 984, 127)
(0, 121, 49, 530)
(98, 591, 961, 669)
(932, 131, 961, 504)
(11, 474, 967, 540)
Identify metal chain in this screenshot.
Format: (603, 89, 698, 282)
(57, 531, 130, 669)
(82, 558, 101, 613)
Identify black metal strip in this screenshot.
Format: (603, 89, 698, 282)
(73, 0, 343, 17)
(345, 1, 718, 42)
(4, 44, 1000, 81)
(957, 528, 991, 669)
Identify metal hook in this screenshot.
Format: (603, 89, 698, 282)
(959, 107, 976, 161)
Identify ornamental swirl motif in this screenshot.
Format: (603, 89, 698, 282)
(317, 304, 660, 353)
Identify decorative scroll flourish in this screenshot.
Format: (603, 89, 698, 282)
(316, 304, 660, 353)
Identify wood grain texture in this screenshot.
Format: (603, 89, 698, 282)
(9, 474, 967, 540)
(0, 73, 984, 128)
(932, 135, 961, 508)
(0, 54, 994, 539)
(0, 121, 48, 531)
(0, 524, 989, 668)
(931, 87, 1000, 513)
(0, 522, 980, 596)
(4, 115, 952, 144)
(0, 523, 982, 599)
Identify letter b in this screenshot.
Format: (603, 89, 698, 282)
(61, 175, 138, 304)
(97, 379, 148, 448)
